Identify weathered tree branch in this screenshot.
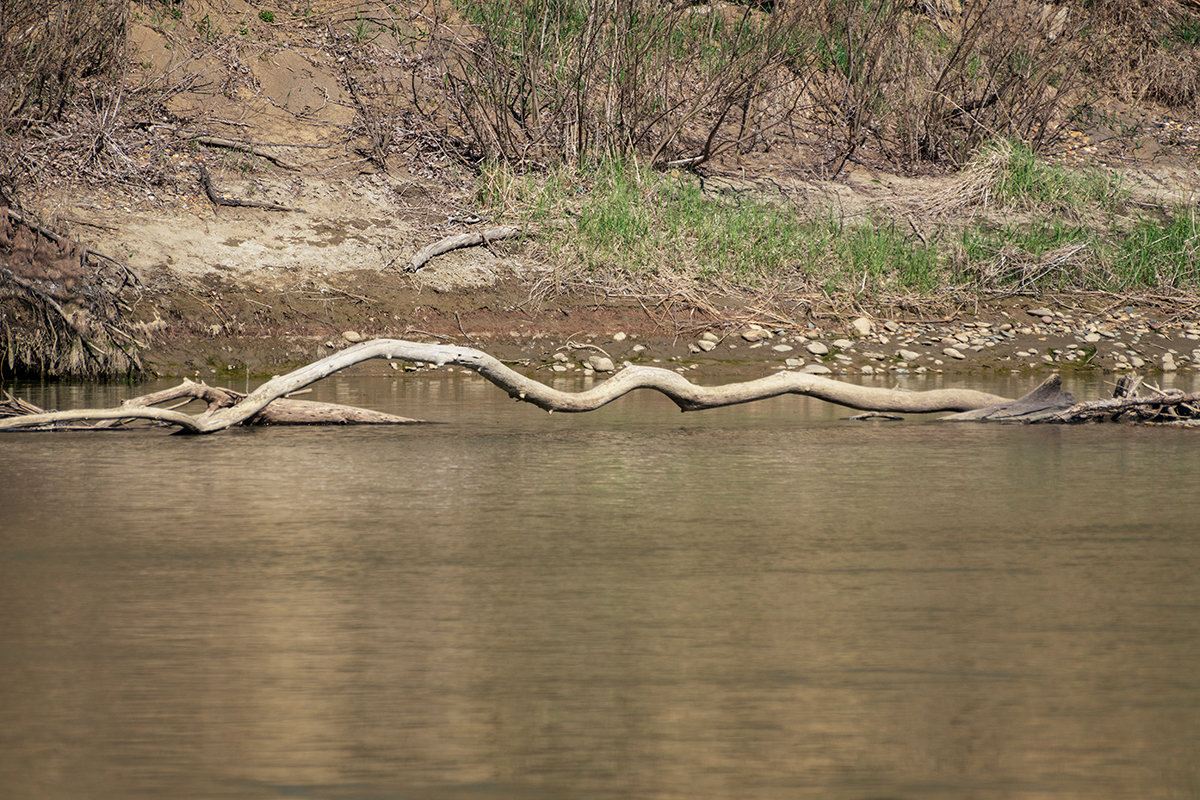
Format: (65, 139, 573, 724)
(407, 227, 521, 271)
(0, 338, 1012, 434)
(1, 377, 421, 431)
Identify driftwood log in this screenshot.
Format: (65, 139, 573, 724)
(0, 378, 420, 432)
(1, 340, 1195, 434)
(0, 338, 1010, 434)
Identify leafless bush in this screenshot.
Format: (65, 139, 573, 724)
(424, 0, 814, 168)
(0, 0, 128, 131)
(1073, 0, 1200, 112)
(806, 0, 1093, 174)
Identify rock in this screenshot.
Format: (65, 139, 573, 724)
(587, 355, 615, 372)
(784, 358, 804, 367)
(741, 329, 765, 342)
(832, 339, 854, 350)
(1130, 355, 1145, 368)
(612, 331, 627, 342)
(772, 343, 794, 353)
(897, 349, 920, 362)
(553, 351, 569, 362)
(700, 331, 719, 343)
(1028, 307, 1053, 317)
(943, 347, 966, 360)
(806, 341, 829, 355)
(1084, 332, 1101, 343)
(860, 365, 874, 375)
(342, 330, 364, 343)
(883, 320, 900, 332)
(852, 316, 872, 336)
(1162, 354, 1177, 372)
(687, 343, 701, 353)
(631, 344, 646, 354)
(697, 339, 717, 351)
(801, 364, 832, 375)
(552, 364, 567, 372)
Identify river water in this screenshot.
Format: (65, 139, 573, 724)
(1, 370, 1199, 800)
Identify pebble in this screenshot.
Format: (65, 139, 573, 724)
(700, 332, 719, 343)
(741, 329, 766, 342)
(897, 349, 920, 362)
(806, 342, 829, 355)
(832, 339, 854, 349)
(697, 339, 717, 351)
(772, 344, 793, 353)
(801, 364, 832, 375)
(1163, 354, 1177, 372)
(612, 331, 627, 342)
(342, 330, 364, 343)
(852, 317, 872, 336)
(943, 347, 966, 360)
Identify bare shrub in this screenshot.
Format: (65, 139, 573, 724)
(0, 0, 128, 131)
(805, 0, 1092, 174)
(425, 0, 815, 168)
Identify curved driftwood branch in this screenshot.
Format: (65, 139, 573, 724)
(0, 339, 1012, 434)
(407, 227, 521, 271)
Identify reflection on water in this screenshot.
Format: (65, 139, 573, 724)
(1, 371, 1199, 800)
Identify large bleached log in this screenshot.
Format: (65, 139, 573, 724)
(1, 339, 1012, 434)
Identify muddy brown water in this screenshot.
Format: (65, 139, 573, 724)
(2, 371, 1199, 800)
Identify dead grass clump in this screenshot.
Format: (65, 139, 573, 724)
(1074, 0, 1200, 111)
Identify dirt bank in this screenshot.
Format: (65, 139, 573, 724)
(3, 0, 1199, 381)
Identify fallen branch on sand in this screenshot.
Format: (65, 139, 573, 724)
(407, 227, 521, 271)
(1, 340, 1195, 434)
(199, 166, 303, 213)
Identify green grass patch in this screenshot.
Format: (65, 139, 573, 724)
(1103, 209, 1200, 289)
(479, 158, 943, 293)
(979, 138, 1126, 213)
(477, 157, 1198, 297)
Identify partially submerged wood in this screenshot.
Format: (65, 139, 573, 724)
(1, 379, 422, 432)
(0, 338, 1011, 434)
(942, 375, 1077, 422)
(944, 374, 1200, 426)
(2, 339, 1195, 434)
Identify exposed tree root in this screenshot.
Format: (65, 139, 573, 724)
(1, 206, 144, 377)
(199, 165, 302, 213)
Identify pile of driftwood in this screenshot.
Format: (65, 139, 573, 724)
(0, 339, 1197, 434)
